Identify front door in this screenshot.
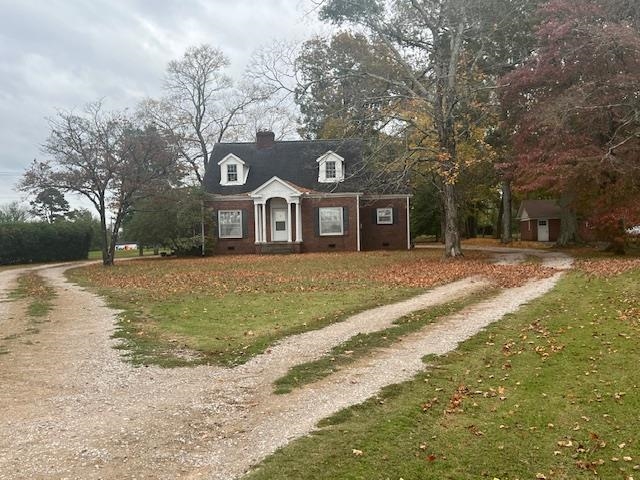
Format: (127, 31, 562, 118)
(271, 208, 288, 241)
(537, 219, 549, 242)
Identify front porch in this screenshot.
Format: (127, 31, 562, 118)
(251, 177, 305, 247)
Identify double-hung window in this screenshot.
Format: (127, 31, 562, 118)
(325, 161, 336, 180)
(227, 164, 238, 183)
(376, 208, 393, 225)
(218, 210, 242, 238)
(319, 207, 343, 236)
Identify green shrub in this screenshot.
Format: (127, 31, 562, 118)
(0, 221, 92, 265)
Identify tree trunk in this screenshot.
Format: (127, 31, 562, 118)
(99, 205, 111, 266)
(443, 182, 463, 257)
(501, 180, 512, 243)
(557, 195, 577, 246)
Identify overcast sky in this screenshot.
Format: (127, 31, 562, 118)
(0, 0, 327, 206)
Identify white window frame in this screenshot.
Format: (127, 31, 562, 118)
(218, 154, 247, 186)
(317, 151, 344, 183)
(376, 207, 393, 225)
(227, 164, 238, 183)
(319, 207, 344, 236)
(325, 160, 336, 179)
(218, 210, 242, 239)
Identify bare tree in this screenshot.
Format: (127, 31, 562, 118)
(20, 102, 180, 266)
(0, 201, 30, 223)
(140, 44, 277, 184)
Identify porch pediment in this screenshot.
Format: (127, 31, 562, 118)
(249, 176, 302, 201)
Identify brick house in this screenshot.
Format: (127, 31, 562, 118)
(203, 132, 411, 254)
(516, 199, 561, 242)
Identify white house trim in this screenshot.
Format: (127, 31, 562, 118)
(250, 176, 303, 244)
(406, 196, 411, 250)
(250, 176, 303, 199)
(356, 194, 361, 252)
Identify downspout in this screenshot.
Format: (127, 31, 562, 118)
(201, 198, 205, 256)
(356, 194, 361, 252)
(406, 196, 411, 250)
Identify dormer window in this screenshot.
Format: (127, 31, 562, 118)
(325, 161, 336, 179)
(218, 154, 248, 186)
(227, 164, 238, 182)
(317, 151, 344, 183)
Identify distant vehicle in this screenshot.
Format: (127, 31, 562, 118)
(627, 226, 640, 236)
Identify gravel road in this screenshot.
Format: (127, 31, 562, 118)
(0, 250, 572, 480)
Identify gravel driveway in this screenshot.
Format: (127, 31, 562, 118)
(0, 250, 572, 479)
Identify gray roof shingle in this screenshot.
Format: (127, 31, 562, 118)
(203, 137, 405, 195)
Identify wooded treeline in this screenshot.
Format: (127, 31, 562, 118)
(16, 0, 640, 264)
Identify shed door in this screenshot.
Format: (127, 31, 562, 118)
(537, 219, 549, 242)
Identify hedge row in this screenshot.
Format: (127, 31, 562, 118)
(0, 222, 93, 265)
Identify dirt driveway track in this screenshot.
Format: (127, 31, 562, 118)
(0, 249, 572, 479)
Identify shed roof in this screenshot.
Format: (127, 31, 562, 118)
(517, 199, 562, 220)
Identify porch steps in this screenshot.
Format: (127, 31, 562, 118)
(256, 242, 302, 255)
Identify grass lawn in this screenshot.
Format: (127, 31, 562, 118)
(87, 249, 165, 260)
(9, 271, 56, 318)
(66, 250, 552, 367)
(246, 261, 640, 480)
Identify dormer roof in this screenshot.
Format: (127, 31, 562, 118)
(217, 153, 246, 166)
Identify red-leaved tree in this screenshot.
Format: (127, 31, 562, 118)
(500, 0, 640, 242)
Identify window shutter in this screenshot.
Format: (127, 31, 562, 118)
(343, 207, 349, 234)
(392, 207, 398, 225)
(314, 208, 320, 236)
(242, 209, 248, 238)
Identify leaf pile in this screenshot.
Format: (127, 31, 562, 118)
(74, 252, 556, 301)
(372, 258, 556, 289)
(576, 258, 640, 277)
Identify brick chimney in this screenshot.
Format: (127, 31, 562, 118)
(256, 130, 275, 149)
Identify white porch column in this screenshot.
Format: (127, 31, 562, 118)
(254, 202, 260, 243)
(261, 202, 268, 242)
(295, 200, 303, 242)
(286, 199, 293, 243)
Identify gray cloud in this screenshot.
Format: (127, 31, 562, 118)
(0, 0, 326, 205)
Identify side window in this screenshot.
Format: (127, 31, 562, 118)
(376, 208, 393, 225)
(319, 207, 344, 236)
(218, 210, 242, 238)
